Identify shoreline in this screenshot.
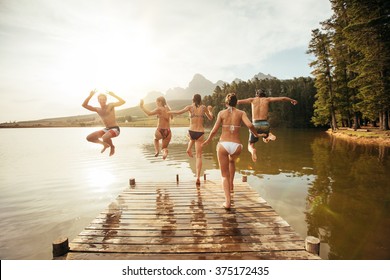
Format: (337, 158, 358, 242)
(326, 128, 390, 147)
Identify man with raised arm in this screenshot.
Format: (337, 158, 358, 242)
(82, 90, 125, 156)
(237, 89, 298, 162)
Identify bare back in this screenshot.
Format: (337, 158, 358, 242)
(189, 105, 206, 132)
(157, 106, 171, 129)
(219, 108, 244, 143)
(251, 97, 270, 121)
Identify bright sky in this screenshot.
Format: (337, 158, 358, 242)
(0, 0, 332, 123)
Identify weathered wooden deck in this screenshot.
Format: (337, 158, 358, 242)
(67, 179, 320, 260)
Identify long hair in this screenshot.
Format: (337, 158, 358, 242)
(157, 96, 172, 118)
(192, 94, 202, 107)
(225, 93, 237, 107)
(156, 96, 167, 107)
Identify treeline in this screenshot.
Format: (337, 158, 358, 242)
(308, 0, 390, 130)
(202, 77, 317, 128)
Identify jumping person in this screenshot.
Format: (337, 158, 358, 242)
(82, 89, 126, 156)
(140, 97, 173, 160)
(169, 94, 213, 184)
(202, 93, 259, 209)
(237, 89, 298, 162)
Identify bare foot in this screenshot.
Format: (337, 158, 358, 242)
(109, 146, 115, 156)
(250, 148, 257, 162)
(154, 152, 159, 157)
(162, 148, 168, 160)
(101, 143, 110, 153)
(186, 149, 193, 158)
(196, 178, 200, 185)
(222, 202, 231, 209)
(263, 133, 276, 143)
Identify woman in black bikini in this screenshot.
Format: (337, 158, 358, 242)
(169, 94, 213, 184)
(140, 96, 173, 160)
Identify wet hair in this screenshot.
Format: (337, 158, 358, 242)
(156, 96, 167, 107)
(192, 94, 202, 107)
(225, 93, 237, 107)
(255, 88, 266, 97)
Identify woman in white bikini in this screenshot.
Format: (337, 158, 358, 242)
(169, 94, 213, 185)
(202, 93, 259, 209)
(140, 96, 173, 160)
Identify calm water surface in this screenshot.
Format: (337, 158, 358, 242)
(0, 127, 389, 260)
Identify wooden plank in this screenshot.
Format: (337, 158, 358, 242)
(71, 233, 304, 245)
(67, 250, 320, 260)
(69, 241, 307, 254)
(75, 227, 298, 238)
(68, 180, 321, 260)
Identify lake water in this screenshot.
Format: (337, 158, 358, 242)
(0, 127, 389, 260)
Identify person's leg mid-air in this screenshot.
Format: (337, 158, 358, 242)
(101, 127, 120, 156)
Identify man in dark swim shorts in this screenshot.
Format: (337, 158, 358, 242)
(249, 120, 270, 144)
(82, 90, 125, 156)
(237, 89, 297, 162)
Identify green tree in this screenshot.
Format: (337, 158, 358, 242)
(308, 28, 338, 130)
(343, 0, 390, 129)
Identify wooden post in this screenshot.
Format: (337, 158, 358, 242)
(129, 178, 136, 186)
(176, 174, 179, 183)
(203, 173, 207, 181)
(52, 237, 69, 258)
(305, 236, 320, 255)
(242, 175, 247, 182)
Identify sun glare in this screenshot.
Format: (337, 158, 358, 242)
(58, 24, 160, 96)
(85, 168, 116, 191)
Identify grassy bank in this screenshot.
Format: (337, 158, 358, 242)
(327, 127, 390, 146)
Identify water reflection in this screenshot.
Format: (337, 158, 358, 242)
(306, 136, 390, 259)
(190, 185, 207, 244)
(142, 142, 218, 175)
(156, 188, 177, 243)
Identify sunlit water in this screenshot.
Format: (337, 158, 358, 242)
(0, 127, 389, 260)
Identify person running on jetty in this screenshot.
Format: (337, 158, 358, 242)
(202, 93, 259, 209)
(140, 96, 173, 160)
(237, 88, 298, 162)
(82, 89, 126, 156)
(169, 93, 213, 185)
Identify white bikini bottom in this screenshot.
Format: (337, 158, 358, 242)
(218, 142, 243, 155)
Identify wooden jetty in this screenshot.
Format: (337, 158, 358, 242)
(66, 178, 321, 260)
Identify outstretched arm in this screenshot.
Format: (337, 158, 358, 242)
(269, 97, 298, 105)
(168, 105, 191, 115)
(202, 112, 222, 147)
(237, 97, 255, 105)
(140, 99, 159, 116)
(107, 91, 126, 107)
(82, 89, 98, 112)
(204, 105, 214, 120)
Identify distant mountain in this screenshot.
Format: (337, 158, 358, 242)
(233, 72, 276, 83)
(144, 72, 276, 103)
(143, 73, 228, 102)
(251, 72, 276, 81)
(142, 72, 275, 102)
(143, 90, 164, 103)
(165, 73, 227, 100)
